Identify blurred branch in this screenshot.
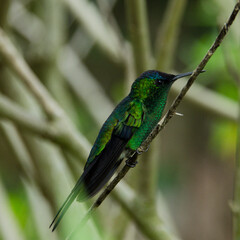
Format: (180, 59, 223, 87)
(0, 28, 61, 119)
(8, 1, 45, 45)
(0, 121, 36, 181)
(58, 46, 114, 126)
(172, 79, 239, 122)
(0, 121, 59, 240)
(23, 180, 60, 240)
(0, 179, 25, 240)
(0, 27, 92, 159)
(39, 0, 79, 123)
(77, 0, 240, 235)
(8, 2, 114, 126)
(125, 0, 151, 73)
(113, 187, 181, 240)
(0, 93, 91, 159)
(155, 0, 187, 71)
(60, 0, 124, 63)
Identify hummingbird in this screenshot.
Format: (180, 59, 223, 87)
(50, 70, 204, 231)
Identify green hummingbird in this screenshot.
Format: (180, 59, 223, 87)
(50, 70, 204, 231)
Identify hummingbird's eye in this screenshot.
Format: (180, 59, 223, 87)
(156, 79, 164, 86)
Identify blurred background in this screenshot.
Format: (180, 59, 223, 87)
(0, 0, 239, 239)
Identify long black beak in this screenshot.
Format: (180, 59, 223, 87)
(172, 70, 206, 81)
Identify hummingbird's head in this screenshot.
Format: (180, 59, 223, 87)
(130, 70, 196, 102)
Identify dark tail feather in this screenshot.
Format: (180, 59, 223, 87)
(77, 135, 127, 201)
(49, 178, 85, 231)
(50, 135, 128, 231)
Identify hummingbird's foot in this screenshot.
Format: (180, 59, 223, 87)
(125, 159, 138, 168)
(136, 145, 150, 154)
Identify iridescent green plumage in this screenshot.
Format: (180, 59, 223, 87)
(50, 70, 203, 231)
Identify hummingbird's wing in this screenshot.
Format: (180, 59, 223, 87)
(50, 99, 144, 231)
(79, 99, 144, 199)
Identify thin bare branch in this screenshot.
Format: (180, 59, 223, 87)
(77, 0, 240, 235)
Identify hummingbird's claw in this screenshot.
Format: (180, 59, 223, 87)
(126, 159, 138, 168)
(137, 145, 150, 154)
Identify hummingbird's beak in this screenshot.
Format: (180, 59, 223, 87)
(172, 70, 206, 81)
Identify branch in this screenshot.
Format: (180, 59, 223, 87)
(0, 27, 92, 160)
(0, 28, 62, 120)
(171, 79, 238, 122)
(76, 0, 240, 234)
(0, 93, 91, 160)
(8, 2, 115, 126)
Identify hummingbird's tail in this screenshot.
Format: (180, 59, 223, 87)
(49, 176, 86, 232)
(77, 135, 127, 201)
(49, 135, 128, 231)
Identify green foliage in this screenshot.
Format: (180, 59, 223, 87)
(210, 121, 237, 160)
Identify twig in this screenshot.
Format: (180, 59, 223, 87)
(77, 0, 240, 229)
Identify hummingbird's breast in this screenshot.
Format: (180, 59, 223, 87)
(126, 98, 167, 150)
